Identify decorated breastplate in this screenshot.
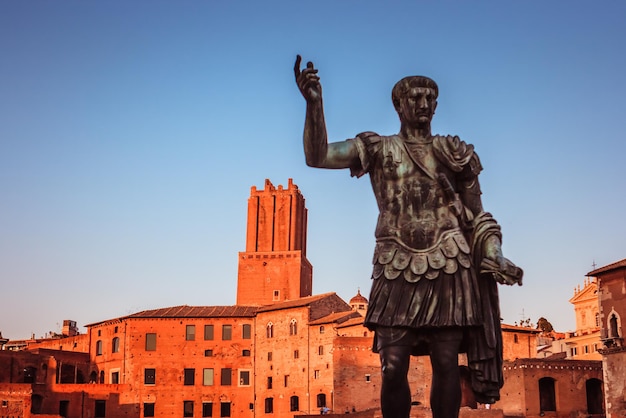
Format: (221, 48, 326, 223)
(367, 136, 471, 281)
(370, 136, 461, 250)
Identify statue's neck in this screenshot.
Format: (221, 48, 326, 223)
(400, 123, 432, 143)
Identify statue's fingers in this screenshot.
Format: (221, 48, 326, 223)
(294, 55, 302, 78)
(307, 61, 314, 69)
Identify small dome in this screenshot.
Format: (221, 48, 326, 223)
(350, 289, 368, 305)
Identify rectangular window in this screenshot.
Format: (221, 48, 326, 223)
(290, 396, 299, 412)
(294, 350, 299, 359)
(144, 368, 156, 385)
(267, 352, 272, 361)
(145, 333, 157, 351)
(267, 376, 272, 389)
(220, 402, 231, 417)
(242, 324, 251, 339)
(284, 375, 289, 387)
(239, 370, 250, 386)
(144, 402, 155, 417)
(186, 325, 196, 341)
(365, 374, 371, 382)
(242, 349, 251, 357)
(265, 397, 274, 413)
(204, 325, 214, 340)
(221, 368, 232, 386)
(203, 368, 214, 386)
(96, 340, 103, 356)
(184, 401, 194, 417)
(222, 325, 232, 340)
(184, 368, 195, 385)
(95, 400, 106, 418)
(273, 290, 280, 301)
(202, 402, 213, 417)
(318, 345, 324, 355)
(111, 371, 119, 384)
(59, 400, 69, 417)
(314, 370, 320, 379)
(204, 349, 213, 357)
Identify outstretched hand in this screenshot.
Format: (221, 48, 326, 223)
(294, 55, 322, 103)
(481, 257, 523, 286)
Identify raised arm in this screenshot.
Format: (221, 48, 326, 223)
(294, 55, 359, 169)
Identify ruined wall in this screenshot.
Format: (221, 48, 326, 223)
(496, 359, 604, 418)
(602, 348, 626, 418)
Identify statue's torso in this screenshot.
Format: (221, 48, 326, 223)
(368, 135, 460, 251)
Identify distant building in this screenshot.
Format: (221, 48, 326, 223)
(0, 179, 608, 418)
(590, 258, 626, 418)
(539, 277, 602, 360)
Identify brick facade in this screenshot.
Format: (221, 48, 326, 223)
(237, 179, 312, 306)
(590, 258, 626, 418)
(0, 179, 610, 418)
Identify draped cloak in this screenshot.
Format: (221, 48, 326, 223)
(347, 132, 504, 403)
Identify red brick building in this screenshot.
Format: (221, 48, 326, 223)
(0, 179, 608, 418)
(590, 258, 626, 418)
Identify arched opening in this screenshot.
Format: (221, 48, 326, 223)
(317, 393, 327, 408)
(289, 319, 298, 336)
(89, 371, 97, 383)
(99, 370, 105, 384)
(539, 377, 556, 412)
(609, 313, 619, 338)
(112, 337, 120, 353)
(586, 378, 604, 414)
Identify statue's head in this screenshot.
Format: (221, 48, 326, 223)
(392, 76, 438, 126)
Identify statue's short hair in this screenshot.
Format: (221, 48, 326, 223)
(392, 76, 439, 111)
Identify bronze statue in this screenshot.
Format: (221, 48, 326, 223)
(294, 56, 522, 418)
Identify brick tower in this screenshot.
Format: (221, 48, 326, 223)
(236, 179, 313, 306)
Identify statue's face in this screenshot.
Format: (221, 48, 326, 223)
(397, 87, 437, 127)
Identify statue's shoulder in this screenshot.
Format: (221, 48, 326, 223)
(433, 135, 482, 176)
(356, 131, 382, 145)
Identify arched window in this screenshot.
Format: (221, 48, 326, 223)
(290, 319, 298, 336)
(609, 313, 620, 338)
(112, 337, 120, 353)
(266, 322, 274, 338)
(99, 370, 105, 384)
(538, 377, 556, 412)
(96, 340, 103, 356)
(290, 396, 300, 412)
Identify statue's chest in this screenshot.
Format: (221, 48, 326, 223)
(379, 139, 439, 182)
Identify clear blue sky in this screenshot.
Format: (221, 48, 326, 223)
(2, 1, 625, 340)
